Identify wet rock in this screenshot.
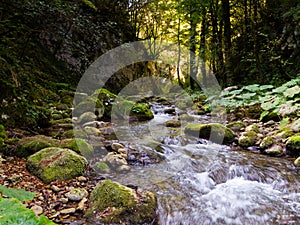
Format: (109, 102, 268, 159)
(129, 103, 154, 121)
(265, 145, 283, 156)
(65, 188, 88, 201)
(103, 152, 127, 168)
(184, 123, 236, 144)
(294, 157, 300, 166)
(77, 176, 87, 182)
(116, 165, 131, 172)
(94, 162, 110, 173)
(85, 180, 157, 224)
(291, 119, 300, 132)
(164, 107, 176, 114)
(259, 136, 275, 149)
(77, 112, 97, 125)
(30, 205, 43, 216)
(286, 135, 300, 157)
(77, 197, 88, 211)
(111, 143, 124, 151)
(26, 147, 88, 183)
(164, 120, 181, 128)
(84, 126, 101, 136)
(238, 131, 258, 147)
(180, 114, 194, 122)
(245, 124, 261, 133)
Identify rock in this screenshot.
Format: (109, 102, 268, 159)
(180, 114, 194, 122)
(261, 112, 280, 122)
(286, 135, 300, 157)
(85, 180, 157, 224)
(264, 120, 275, 126)
(94, 162, 110, 173)
(26, 147, 88, 184)
(184, 123, 236, 144)
(129, 103, 154, 121)
(291, 119, 300, 132)
(111, 143, 124, 151)
(116, 165, 131, 172)
(77, 197, 88, 211)
(51, 185, 61, 192)
(103, 152, 127, 168)
(59, 138, 94, 157)
(259, 136, 275, 149)
(84, 126, 101, 135)
(164, 107, 176, 114)
(265, 145, 283, 156)
(245, 124, 261, 133)
(117, 148, 128, 156)
(30, 205, 43, 216)
(73, 97, 104, 118)
(294, 157, 300, 166)
(65, 188, 88, 201)
(226, 121, 246, 132)
(238, 131, 258, 147)
(77, 112, 97, 125)
(60, 198, 69, 204)
(60, 208, 76, 214)
(77, 176, 87, 182)
(164, 120, 181, 128)
(15, 135, 58, 157)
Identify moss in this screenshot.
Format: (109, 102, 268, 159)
(245, 124, 261, 133)
(259, 136, 275, 149)
(59, 138, 94, 157)
(184, 123, 236, 144)
(164, 120, 181, 127)
(15, 135, 59, 157)
(73, 98, 104, 117)
(26, 147, 88, 183)
(238, 131, 257, 147)
(92, 88, 116, 118)
(286, 135, 300, 157)
(130, 103, 154, 121)
(226, 121, 246, 131)
(85, 180, 157, 224)
(94, 162, 110, 172)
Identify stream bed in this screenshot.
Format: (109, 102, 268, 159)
(92, 102, 300, 225)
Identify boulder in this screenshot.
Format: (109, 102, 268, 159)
(59, 138, 94, 158)
(226, 121, 246, 132)
(85, 180, 157, 224)
(265, 144, 283, 156)
(184, 123, 236, 144)
(15, 135, 59, 157)
(164, 120, 181, 128)
(77, 112, 97, 125)
(129, 103, 154, 121)
(286, 135, 300, 157)
(26, 147, 88, 183)
(238, 131, 257, 147)
(65, 188, 88, 201)
(259, 136, 275, 149)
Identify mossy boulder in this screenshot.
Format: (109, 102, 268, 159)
(129, 103, 154, 121)
(15, 135, 59, 157)
(238, 131, 258, 147)
(92, 88, 116, 118)
(164, 120, 181, 128)
(85, 180, 157, 224)
(77, 112, 97, 125)
(59, 138, 94, 158)
(94, 162, 110, 173)
(184, 123, 236, 144)
(73, 97, 104, 118)
(286, 135, 300, 157)
(226, 121, 246, 132)
(259, 136, 275, 149)
(26, 147, 88, 184)
(245, 124, 261, 133)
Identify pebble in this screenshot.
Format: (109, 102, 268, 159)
(65, 188, 88, 201)
(77, 176, 87, 182)
(31, 205, 43, 216)
(60, 198, 69, 204)
(111, 143, 124, 151)
(60, 208, 76, 214)
(77, 197, 88, 211)
(51, 185, 61, 192)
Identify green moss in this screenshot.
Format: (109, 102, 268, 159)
(238, 131, 258, 147)
(184, 123, 236, 144)
(59, 138, 94, 157)
(245, 124, 261, 133)
(0, 124, 7, 139)
(94, 162, 110, 172)
(259, 136, 275, 149)
(26, 147, 88, 183)
(286, 135, 300, 157)
(15, 135, 59, 157)
(73, 98, 104, 117)
(85, 180, 157, 224)
(226, 121, 246, 131)
(130, 103, 154, 121)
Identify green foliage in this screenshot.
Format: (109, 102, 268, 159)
(209, 77, 300, 120)
(0, 197, 56, 225)
(0, 185, 36, 202)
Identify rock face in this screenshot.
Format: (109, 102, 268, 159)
(85, 180, 157, 224)
(184, 123, 236, 144)
(26, 147, 88, 183)
(286, 135, 300, 157)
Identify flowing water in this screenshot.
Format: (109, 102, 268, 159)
(99, 102, 300, 225)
